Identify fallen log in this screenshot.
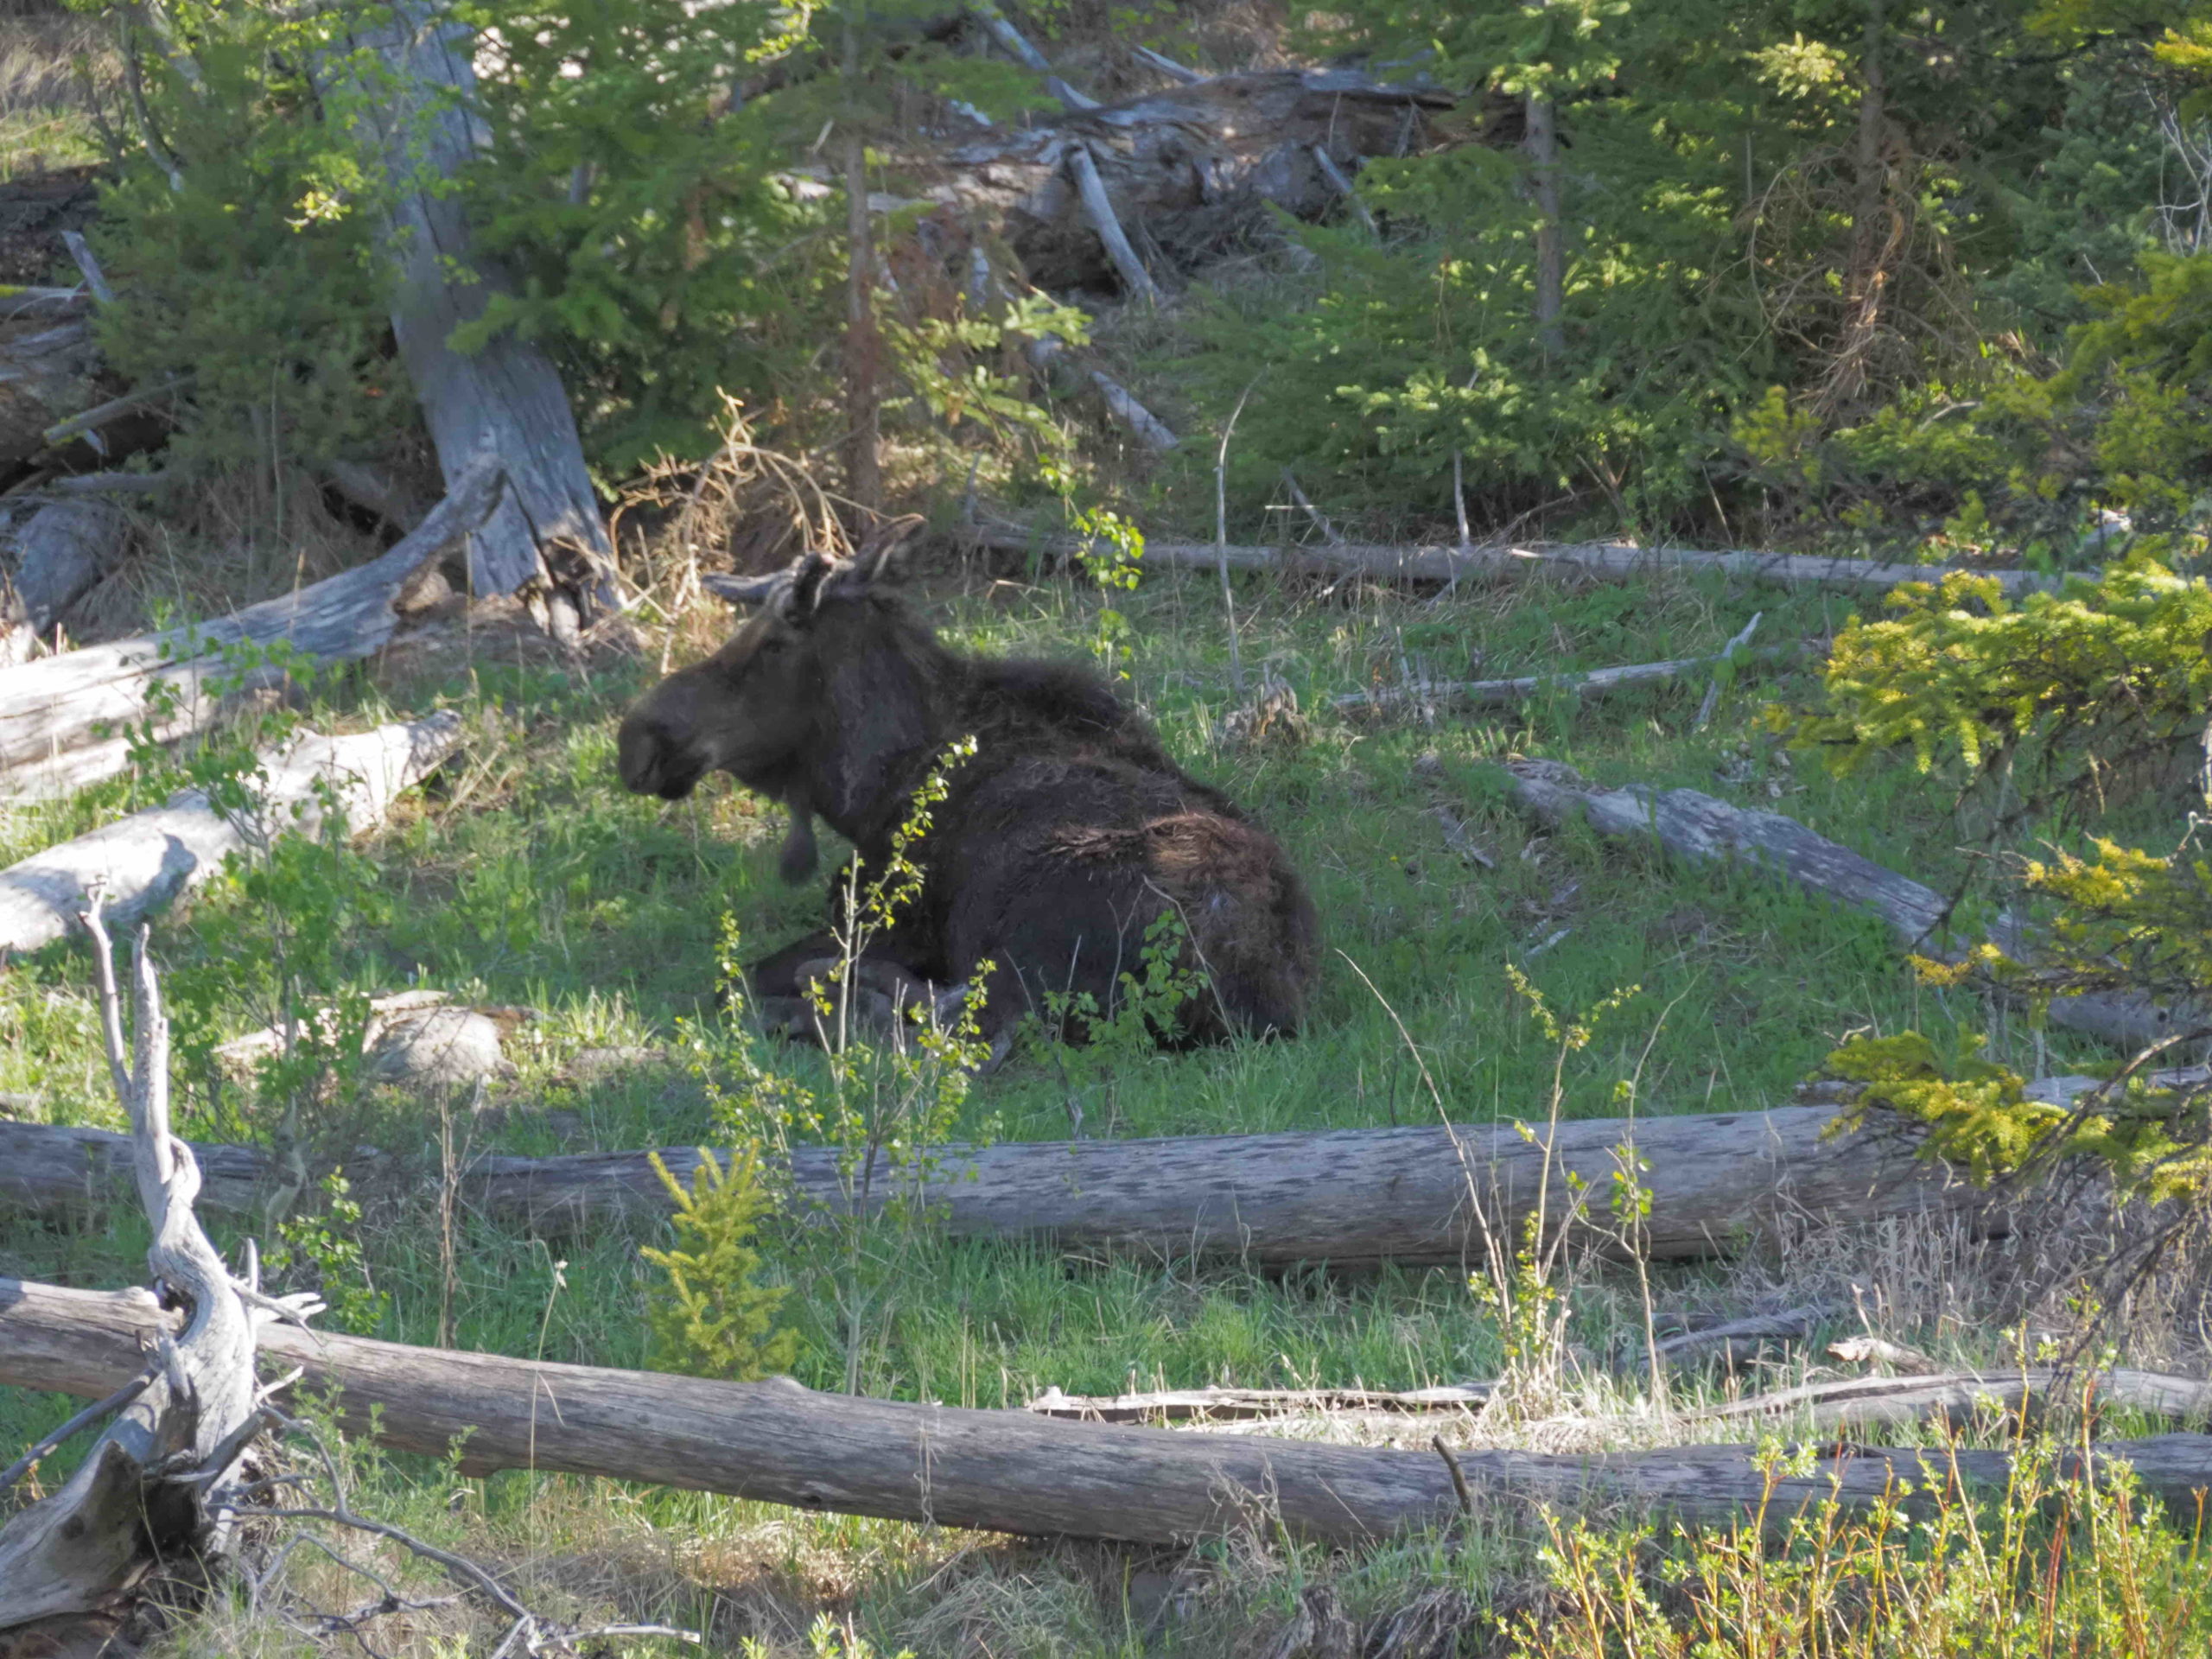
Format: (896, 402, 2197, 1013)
(0, 284, 92, 321)
(0, 1089, 1988, 1265)
(0, 710, 461, 958)
(968, 521, 2060, 599)
(0, 458, 498, 795)
(9, 1276, 2212, 1543)
(1700, 1367, 2212, 1434)
(1337, 642, 1797, 716)
(1497, 760, 2183, 1050)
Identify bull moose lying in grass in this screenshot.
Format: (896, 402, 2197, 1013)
(617, 527, 1319, 1053)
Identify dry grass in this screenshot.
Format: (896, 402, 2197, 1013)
(0, 5, 114, 182)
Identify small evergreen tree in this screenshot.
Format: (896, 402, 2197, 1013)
(640, 1147, 797, 1382)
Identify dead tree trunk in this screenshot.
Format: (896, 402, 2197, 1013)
(0, 906, 296, 1641)
(0, 315, 104, 467)
(1497, 760, 2187, 1050)
(0, 1090, 1989, 1263)
(339, 1, 620, 632)
(0, 461, 498, 800)
(0, 712, 461, 957)
(7, 1276, 2211, 1545)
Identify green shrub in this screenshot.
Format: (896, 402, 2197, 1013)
(641, 1145, 798, 1382)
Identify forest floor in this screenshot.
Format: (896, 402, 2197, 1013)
(3, 543, 2207, 1656)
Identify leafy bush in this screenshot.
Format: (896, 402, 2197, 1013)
(1788, 550, 2212, 816)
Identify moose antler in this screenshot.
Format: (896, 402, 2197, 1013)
(702, 515, 925, 613)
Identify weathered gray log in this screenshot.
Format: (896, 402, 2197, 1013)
(0, 459, 499, 796)
(0, 1090, 1989, 1266)
(1700, 1367, 2212, 1434)
(968, 521, 2061, 598)
(1497, 760, 2184, 1051)
(0, 910, 275, 1635)
(3, 498, 128, 636)
(1649, 1301, 1844, 1371)
(0, 711, 461, 957)
(340, 3, 619, 623)
(1337, 645, 1798, 716)
(8, 1277, 2212, 1544)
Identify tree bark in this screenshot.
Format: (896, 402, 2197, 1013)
(2, 497, 128, 640)
(0, 712, 461, 958)
(844, 125, 883, 514)
(964, 521, 2061, 598)
(1497, 760, 2189, 1050)
(0, 460, 498, 799)
(8, 1278, 2212, 1546)
(1526, 95, 1564, 357)
(0, 1090, 1988, 1265)
(340, 1, 619, 625)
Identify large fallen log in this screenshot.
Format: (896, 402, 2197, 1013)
(967, 521, 2061, 599)
(0, 1088, 1988, 1265)
(1497, 760, 2184, 1051)
(8, 1276, 2212, 1544)
(0, 710, 461, 958)
(0, 459, 498, 797)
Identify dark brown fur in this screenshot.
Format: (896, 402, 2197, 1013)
(617, 566, 1319, 1045)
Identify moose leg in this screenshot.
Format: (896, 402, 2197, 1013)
(738, 932, 944, 1049)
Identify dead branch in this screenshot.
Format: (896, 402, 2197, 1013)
(0, 898, 269, 1637)
(1066, 142, 1162, 302)
(1337, 639, 1797, 716)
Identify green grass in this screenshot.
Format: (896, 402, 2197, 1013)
(1, 562, 2190, 1656)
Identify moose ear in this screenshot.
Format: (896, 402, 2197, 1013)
(702, 571, 789, 607)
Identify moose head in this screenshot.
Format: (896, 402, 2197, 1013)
(616, 518, 933, 884)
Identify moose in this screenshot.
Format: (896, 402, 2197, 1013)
(617, 527, 1319, 1054)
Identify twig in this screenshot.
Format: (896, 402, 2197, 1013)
(1433, 1435, 1474, 1518)
(0, 1366, 157, 1494)
(1280, 470, 1345, 545)
(1216, 380, 1257, 697)
(1067, 144, 1161, 305)
(1694, 612, 1764, 730)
